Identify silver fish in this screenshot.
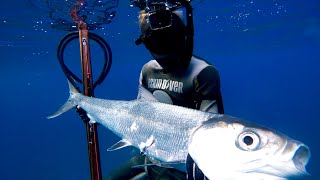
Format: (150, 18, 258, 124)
(48, 81, 311, 180)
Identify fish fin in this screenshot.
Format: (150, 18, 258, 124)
(139, 135, 155, 153)
(107, 139, 132, 151)
(132, 161, 184, 169)
(131, 164, 155, 169)
(67, 80, 80, 95)
(47, 80, 80, 119)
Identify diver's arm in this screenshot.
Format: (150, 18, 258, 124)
(199, 100, 218, 113)
(195, 66, 224, 114)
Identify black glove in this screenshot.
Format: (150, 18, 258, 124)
(76, 106, 90, 123)
(186, 153, 207, 180)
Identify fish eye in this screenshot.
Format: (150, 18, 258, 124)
(237, 131, 261, 151)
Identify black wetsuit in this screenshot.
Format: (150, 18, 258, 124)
(105, 56, 224, 180)
(138, 56, 224, 114)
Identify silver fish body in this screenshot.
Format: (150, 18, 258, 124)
(48, 81, 311, 179)
(50, 86, 215, 163)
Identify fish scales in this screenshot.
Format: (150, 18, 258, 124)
(77, 94, 215, 162)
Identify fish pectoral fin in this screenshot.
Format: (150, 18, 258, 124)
(139, 135, 155, 153)
(158, 161, 185, 168)
(132, 161, 184, 169)
(107, 139, 132, 151)
(131, 163, 166, 169)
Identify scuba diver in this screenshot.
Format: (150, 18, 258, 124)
(105, 0, 224, 179)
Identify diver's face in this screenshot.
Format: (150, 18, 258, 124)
(138, 7, 188, 68)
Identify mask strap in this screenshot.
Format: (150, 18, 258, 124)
(179, 1, 194, 69)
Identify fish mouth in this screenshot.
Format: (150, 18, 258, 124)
(292, 144, 311, 174)
(239, 143, 311, 178)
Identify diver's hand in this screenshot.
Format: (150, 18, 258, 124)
(76, 106, 90, 123)
(186, 153, 207, 180)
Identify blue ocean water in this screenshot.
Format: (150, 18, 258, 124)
(0, 0, 319, 179)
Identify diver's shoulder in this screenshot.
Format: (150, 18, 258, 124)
(191, 55, 212, 66)
(145, 60, 160, 67)
(141, 59, 162, 72)
(188, 55, 212, 73)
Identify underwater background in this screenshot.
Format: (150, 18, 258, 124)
(0, 0, 319, 179)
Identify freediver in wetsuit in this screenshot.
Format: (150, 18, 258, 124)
(105, 0, 224, 179)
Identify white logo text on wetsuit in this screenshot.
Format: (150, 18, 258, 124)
(148, 78, 183, 93)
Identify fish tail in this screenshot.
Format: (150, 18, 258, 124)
(47, 80, 80, 119)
